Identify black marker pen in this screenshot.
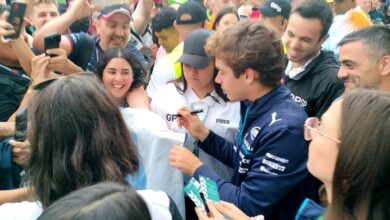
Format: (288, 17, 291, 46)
(173, 109, 203, 117)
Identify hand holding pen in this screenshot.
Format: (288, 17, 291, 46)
(172, 109, 203, 118)
(176, 106, 210, 142)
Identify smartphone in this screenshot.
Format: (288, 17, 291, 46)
(91, 0, 125, 7)
(44, 32, 61, 57)
(14, 108, 28, 142)
(4, 2, 27, 40)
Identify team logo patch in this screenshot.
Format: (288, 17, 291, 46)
(269, 112, 282, 126)
(250, 127, 261, 141)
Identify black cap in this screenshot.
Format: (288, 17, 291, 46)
(176, 1, 207, 25)
(179, 29, 212, 69)
(256, 0, 291, 19)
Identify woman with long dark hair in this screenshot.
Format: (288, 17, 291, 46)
(0, 74, 179, 219)
(96, 47, 148, 108)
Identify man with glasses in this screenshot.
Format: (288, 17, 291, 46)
(337, 26, 390, 91)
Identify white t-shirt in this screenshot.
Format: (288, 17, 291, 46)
(147, 56, 175, 99)
(120, 108, 185, 218)
(147, 43, 184, 99)
(150, 82, 240, 181)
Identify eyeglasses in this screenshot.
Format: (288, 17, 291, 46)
(304, 117, 341, 143)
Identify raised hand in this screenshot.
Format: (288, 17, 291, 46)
(67, 0, 104, 21)
(0, 11, 15, 40)
(169, 144, 203, 176)
(9, 140, 31, 166)
(195, 201, 262, 220)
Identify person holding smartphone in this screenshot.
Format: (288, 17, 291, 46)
(32, 0, 153, 73)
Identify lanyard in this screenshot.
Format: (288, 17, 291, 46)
(237, 106, 250, 147)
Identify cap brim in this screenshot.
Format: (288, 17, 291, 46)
(258, 6, 278, 17)
(101, 11, 132, 20)
(179, 54, 211, 69)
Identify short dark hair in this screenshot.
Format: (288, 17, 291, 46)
(291, 0, 333, 39)
(212, 6, 239, 30)
(96, 48, 147, 91)
(152, 7, 177, 33)
(28, 74, 140, 208)
(327, 89, 390, 219)
(205, 20, 284, 88)
(38, 182, 151, 220)
(338, 26, 390, 60)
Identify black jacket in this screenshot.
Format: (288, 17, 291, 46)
(0, 64, 30, 122)
(285, 50, 344, 118)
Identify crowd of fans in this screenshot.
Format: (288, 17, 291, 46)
(0, 0, 389, 219)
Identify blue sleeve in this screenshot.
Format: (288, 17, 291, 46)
(195, 128, 309, 217)
(125, 162, 147, 190)
(66, 33, 95, 70)
(198, 131, 235, 168)
(66, 33, 88, 61)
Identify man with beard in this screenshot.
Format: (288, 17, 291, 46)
(284, 0, 344, 118)
(33, 0, 146, 72)
(338, 26, 390, 91)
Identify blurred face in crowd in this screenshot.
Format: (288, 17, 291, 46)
(371, 0, 380, 9)
(96, 13, 131, 51)
(102, 58, 134, 105)
(261, 15, 286, 38)
(29, 2, 60, 31)
(237, 5, 252, 20)
(155, 27, 179, 53)
(215, 13, 239, 33)
(357, 0, 372, 13)
(211, 0, 234, 15)
(215, 58, 247, 101)
(284, 13, 327, 67)
(338, 41, 383, 91)
(334, 0, 356, 15)
(306, 100, 341, 188)
(183, 62, 215, 95)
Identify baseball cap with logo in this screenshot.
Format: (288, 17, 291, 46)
(97, 4, 132, 20)
(179, 29, 212, 69)
(176, 1, 207, 25)
(256, 0, 291, 19)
